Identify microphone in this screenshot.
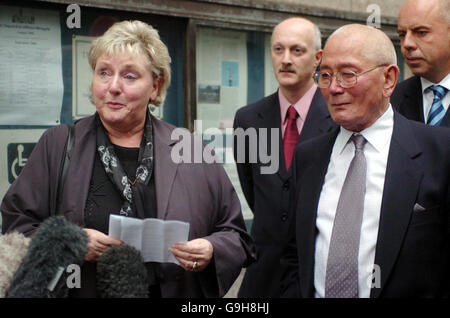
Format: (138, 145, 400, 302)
(0, 232, 30, 298)
(7, 216, 88, 298)
(96, 244, 149, 298)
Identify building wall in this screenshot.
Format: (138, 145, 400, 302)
(254, 0, 406, 19)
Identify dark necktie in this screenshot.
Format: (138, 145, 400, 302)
(427, 85, 447, 126)
(325, 134, 367, 298)
(283, 106, 299, 171)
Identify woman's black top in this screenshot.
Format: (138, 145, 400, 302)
(85, 145, 142, 233)
(69, 144, 160, 298)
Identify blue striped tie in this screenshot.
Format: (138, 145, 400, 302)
(426, 85, 447, 126)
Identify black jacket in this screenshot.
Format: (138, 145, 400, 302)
(233, 89, 336, 297)
(391, 76, 450, 127)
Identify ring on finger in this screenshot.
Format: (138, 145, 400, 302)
(192, 261, 198, 270)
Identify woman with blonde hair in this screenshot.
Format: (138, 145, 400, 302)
(1, 20, 254, 298)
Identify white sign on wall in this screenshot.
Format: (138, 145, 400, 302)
(72, 35, 96, 119)
(0, 6, 63, 125)
(0, 129, 46, 227)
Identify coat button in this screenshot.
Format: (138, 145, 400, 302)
(283, 181, 290, 191)
(281, 212, 288, 221)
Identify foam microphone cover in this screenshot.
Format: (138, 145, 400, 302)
(0, 232, 30, 297)
(7, 216, 88, 298)
(97, 244, 149, 298)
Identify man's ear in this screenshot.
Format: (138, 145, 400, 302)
(383, 64, 399, 98)
(314, 50, 323, 69)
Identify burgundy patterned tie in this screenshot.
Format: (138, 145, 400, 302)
(283, 106, 299, 171)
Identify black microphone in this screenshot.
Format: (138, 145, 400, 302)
(7, 216, 88, 298)
(0, 232, 30, 298)
(96, 244, 149, 298)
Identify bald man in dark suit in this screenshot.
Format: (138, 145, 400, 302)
(233, 17, 335, 298)
(282, 24, 450, 298)
(392, 0, 450, 127)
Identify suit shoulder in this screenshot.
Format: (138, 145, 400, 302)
(399, 76, 418, 86)
(409, 118, 450, 138)
(392, 76, 420, 97)
(234, 93, 278, 119)
(295, 129, 336, 154)
(151, 115, 178, 134)
(292, 129, 337, 180)
(403, 118, 450, 153)
(39, 121, 80, 144)
(391, 76, 422, 113)
(398, 76, 420, 89)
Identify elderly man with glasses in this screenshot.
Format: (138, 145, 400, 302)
(280, 24, 450, 298)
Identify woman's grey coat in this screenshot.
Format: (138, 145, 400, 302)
(1, 114, 255, 297)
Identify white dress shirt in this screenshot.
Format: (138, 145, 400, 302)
(421, 73, 450, 122)
(314, 105, 394, 298)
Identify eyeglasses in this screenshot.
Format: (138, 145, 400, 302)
(314, 64, 388, 88)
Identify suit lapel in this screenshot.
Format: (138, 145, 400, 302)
(440, 108, 450, 127)
(256, 92, 288, 180)
(297, 129, 339, 298)
(264, 89, 335, 180)
(298, 89, 335, 143)
(398, 76, 450, 127)
(153, 117, 179, 220)
(370, 113, 423, 298)
(401, 76, 424, 122)
(294, 112, 424, 298)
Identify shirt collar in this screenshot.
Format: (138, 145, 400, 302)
(279, 84, 318, 124)
(420, 73, 450, 93)
(335, 105, 394, 155)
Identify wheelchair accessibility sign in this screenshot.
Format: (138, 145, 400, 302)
(7, 143, 36, 184)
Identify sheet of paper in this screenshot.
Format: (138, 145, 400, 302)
(108, 214, 190, 264)
(196, 27, 248, 130)
(72, 35, 96, 119)
(0, 6, 63, 125)
(142, 218, 190, 264)
(117, 216, 143, 252)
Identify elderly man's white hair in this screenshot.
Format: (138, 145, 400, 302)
(326, 24, 397, 66)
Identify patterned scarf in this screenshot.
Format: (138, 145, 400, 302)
(96, 111, 154, 217)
